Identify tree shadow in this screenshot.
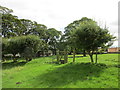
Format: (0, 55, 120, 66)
(2, 61, 27, 70)
(68, 56, 87, 58)
(45, 61, 59, 64)
(33, 62, 107, 88)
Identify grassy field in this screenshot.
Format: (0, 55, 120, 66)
(2, 54, 119, 88)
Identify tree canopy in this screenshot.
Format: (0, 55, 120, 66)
(64, 17, 115, 63)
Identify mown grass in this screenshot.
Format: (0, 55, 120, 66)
(2, 54, 119, 88)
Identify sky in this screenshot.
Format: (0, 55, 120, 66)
(0, 0, 119, 47)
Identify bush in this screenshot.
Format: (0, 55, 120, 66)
(2, 35, 43, 61)
(21, 47, 34, 62)
(2, 38, 10, 61)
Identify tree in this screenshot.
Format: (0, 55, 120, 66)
(19, 19, 36, 35)
(2, 14, 19, 38)
(64, 17, 93, 59)
(16, 35, 42, 61)
(2, 38, 10, 61)
(0, 6, 13, 14)
(1, 6, 64, 60)
(46, 28, 61, 55)
(2, 35, 43, 62)
(1, 8, 48, 38)
(1, 6, 19, 38)
(31, 22, 47, 39)
(0, 6, 13, 38)
(73, 19, 115, 63)
(2, 37, 20, 62)
(56, 35, 69, 63)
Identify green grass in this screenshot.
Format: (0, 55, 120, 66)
(2, 54, 119, 88)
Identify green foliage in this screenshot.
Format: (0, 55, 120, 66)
(46, 28, 62, 55)
(74, 20, 115, 51)
(0, 5, 13, 14)
(74, 20, 115, 62)
(21, 47, 34, 62)
(18, 35, 41, 50)
(64, 17, 95, 38)
(1, 6, 61, 57)
(2, 13, 48, 38)
(2, 38, 9, 54)
(1, 6, 116, 63)
(31, 22, 47, 38)
(2, 14, 18, 38)
(1, 7, 61, 56)
(14, 35, 42, 60)
(63, 17, 95, 58)
(64, 17, 116, 63)
(2, 35, 42, 61)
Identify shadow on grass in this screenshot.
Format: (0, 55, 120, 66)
(68, 56, 87, 58)
(33, 62, 107, 88)
(2, 61, 27, 70)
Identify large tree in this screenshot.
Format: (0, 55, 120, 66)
(2, 14, 19, 38)
(56, 35, 69, 63)
(0, 5, 13, 14)
(46, 28, 61, 55)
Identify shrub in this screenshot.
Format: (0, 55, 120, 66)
(2, 35, 43, 61)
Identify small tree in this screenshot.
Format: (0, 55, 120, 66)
(74, 20, 115, 63)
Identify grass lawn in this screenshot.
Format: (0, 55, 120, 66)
(2, 54, 119, 88)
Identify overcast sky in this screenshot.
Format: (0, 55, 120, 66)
(0, 0, 119, 47)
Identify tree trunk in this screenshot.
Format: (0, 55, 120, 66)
(73, 48, 76, 62)
(46, 50, 49, 56)
(54, 49, 57, 55)
(13, 54, 17, 62)
(28, 58, 32, 61)
(2, 54, 5, 62)
(42, 51, 44, 56)
(83, 50, 86, 57)
(64, 50, 68, 63)
(52, 50, 54, 55)
(52, 49, 56, 55)
(95, 51, 98, 63)
(90, 54, 94, 63)
(25, 57, 29, 62)
(56, 50, 60, 62)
